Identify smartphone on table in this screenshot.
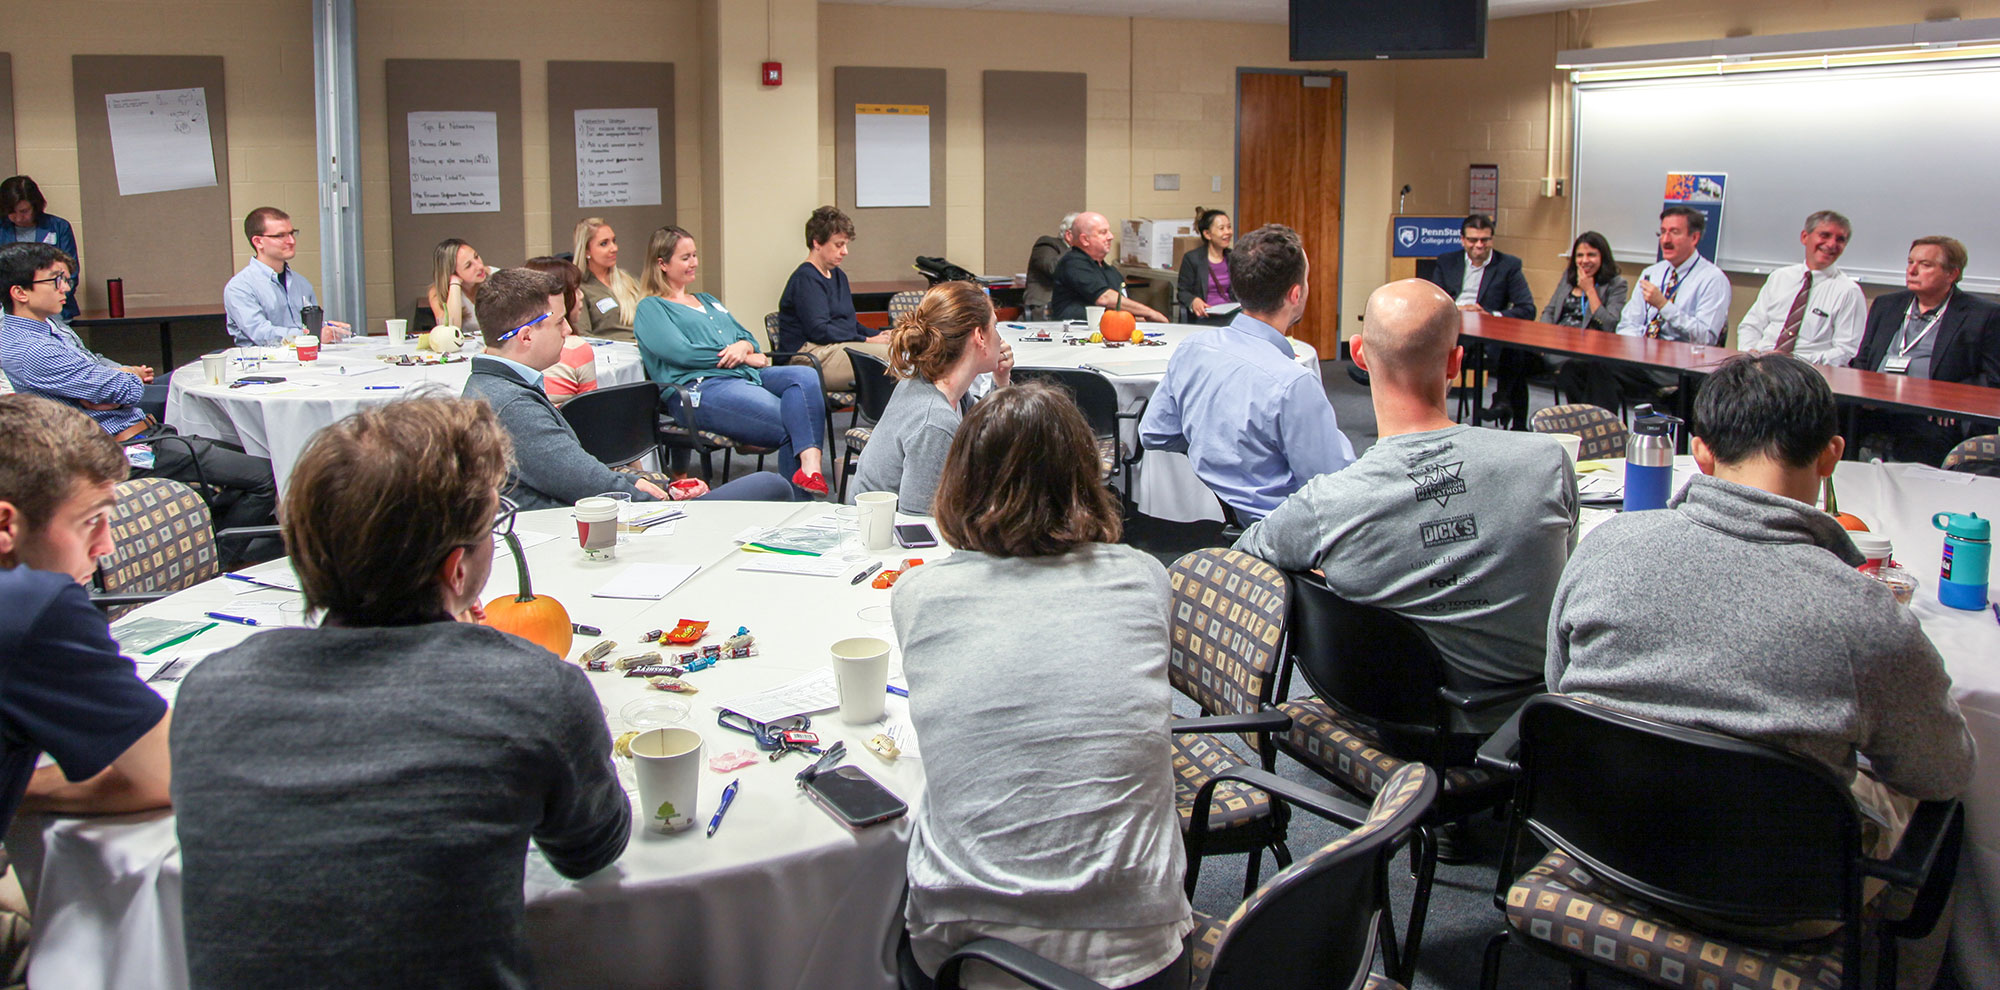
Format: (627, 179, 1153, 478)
(894, 522, 939, 549)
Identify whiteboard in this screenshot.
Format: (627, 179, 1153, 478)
(1572, 59, 2000, 294)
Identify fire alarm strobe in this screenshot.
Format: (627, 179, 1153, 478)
(762, 62, 782, 86)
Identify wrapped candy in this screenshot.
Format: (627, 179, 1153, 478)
(648, 676, 698, 694)
(614, 651, 662, 671)
(664, 619, 709, 645)
(624, 663, 688, 678)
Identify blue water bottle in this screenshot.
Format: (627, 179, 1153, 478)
(1933, 511, 1990, 611)
(1623, 404, 1681, 512)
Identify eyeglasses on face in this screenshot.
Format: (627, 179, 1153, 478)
(31, 273, 73, 289)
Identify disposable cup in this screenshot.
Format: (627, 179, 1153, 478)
(630, 727, 704, 833)
(295, 335, 320, 361)
(201, 353, 229, 386)
(1551, 432, 1582, 466)
(1085, 306, 1106, 333)
(574, 496, 620, 561)
(856, 491, 898, 551)
(831, 636, 891, 724)
(385, 318, 408, 345)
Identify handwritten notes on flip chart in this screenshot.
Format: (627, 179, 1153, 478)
(105, 88, 218, 197)
(575, 108, 663, 208)
(408, 111, 501, 214)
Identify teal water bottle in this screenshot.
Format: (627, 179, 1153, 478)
(1932, 511, 1990, 611)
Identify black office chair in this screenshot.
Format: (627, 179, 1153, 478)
(1010, 367, 1145, 508)
(839, 348, 898, 502)
(1272, 572, 1541, 985)
(558, 381, 662, 468)
(1476, 696, 1963, 990)
(912, 764, 1437, 990)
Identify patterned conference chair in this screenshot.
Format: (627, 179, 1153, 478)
(765, 312, 857, 416)
(886, 290, 925, 325)
(1164, 549, 1295, 899)
(1942, 434, 2000, 477)
(1530, 403, 1628, 461)
(94, 477, 220, 617)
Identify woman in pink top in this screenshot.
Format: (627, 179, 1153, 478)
(524, 257, 598, 404)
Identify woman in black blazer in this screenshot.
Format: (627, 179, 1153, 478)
(1176, 207, 1236, 325)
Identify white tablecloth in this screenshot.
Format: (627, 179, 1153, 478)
(163, 337, 647, 494)
(8, 500, 935, 990)
(1003, 321, 1322, 523)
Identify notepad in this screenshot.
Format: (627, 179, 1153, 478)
(592, 563, 699, 600)
(738, 555, 851, 577)
(715, 668, 840, 723)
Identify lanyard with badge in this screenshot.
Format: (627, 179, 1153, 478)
(1881, 299, 1945, 375)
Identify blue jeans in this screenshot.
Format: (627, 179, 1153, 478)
(686, 366, 826, 478)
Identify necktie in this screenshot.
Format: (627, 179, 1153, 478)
(1771, 270, 1812, 354)
(1645, 264, 1682, 339)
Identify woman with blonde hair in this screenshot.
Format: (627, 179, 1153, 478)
(849, 281, 1012, 513)
(572, 217, 643, 342)
(633, 225, 831, 495)
(426, 238, 488, 334)
(894, 381, 1190, 990)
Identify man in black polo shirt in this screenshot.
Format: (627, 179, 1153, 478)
(1050, 211, 1168, 323)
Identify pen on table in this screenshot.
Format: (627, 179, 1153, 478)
(204, 611, 261, 626)
(886, 684, 909, 698)
(1991, 603, 1998, 625)
(362, 384, 403, 390)
(224, 572, 293, 591)
(707, 779, 740, 838)
(142, 622, 217, 655)
(851, 561, 884, 585)
(572, 623, 602, 636)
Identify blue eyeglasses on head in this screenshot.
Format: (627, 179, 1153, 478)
(494, 312, 550, 343)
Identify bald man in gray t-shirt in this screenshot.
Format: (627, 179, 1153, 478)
(1235, 280, 1577, 731)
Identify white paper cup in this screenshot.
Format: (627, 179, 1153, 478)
(201, 353, 228, 385)
(1551, 432, 1582, 466)
(574, 495, 620, 561)
(831, 637, 891, 724)
(1085, 305, 1106, 333)
(856, 491, 898, 551)
(385, 318, 407, 344)
(629, 726, 704, 833)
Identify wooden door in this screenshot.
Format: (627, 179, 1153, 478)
(1236, 70, 1344, 356)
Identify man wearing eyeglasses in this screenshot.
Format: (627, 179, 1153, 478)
(462, 267, 790, 509)
(0, 242, 280, 560)
(223, 207, 349, 347)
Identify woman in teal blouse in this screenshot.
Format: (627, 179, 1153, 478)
(634, 226, 830, 495)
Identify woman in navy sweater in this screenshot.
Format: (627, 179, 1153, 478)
(776, 206, 892, 392)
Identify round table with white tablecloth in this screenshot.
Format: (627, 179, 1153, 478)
(1000, 320, 1322, 523)
(163, 336, 648, 493)
(6, 500, 933, 990)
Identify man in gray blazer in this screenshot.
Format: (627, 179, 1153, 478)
(461, 268, 789, 510)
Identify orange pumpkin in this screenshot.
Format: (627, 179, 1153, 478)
(485, 531, 574, 658)
(1821, 477, 1868, 531)
(1099, 309, 1136, 342)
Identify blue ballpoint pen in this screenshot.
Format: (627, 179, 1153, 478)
(362, 384, 403, 390)
(205, 611, 261, 626)
(707, 779, 740, 838)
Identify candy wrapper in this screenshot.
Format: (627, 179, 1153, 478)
(708, 749, 761, 773)
(664, 619, 708, 645)
(624, 663, 688, 678)
(872, 569, 902, 589)
(648, 676, 698, 694)
(577, 642, 618, 669)
(613, 731, 643, 759)
(614, 651, 661, 671)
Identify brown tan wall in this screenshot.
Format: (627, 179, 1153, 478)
(815, 6, 1398, 334)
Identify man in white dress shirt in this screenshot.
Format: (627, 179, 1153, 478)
(1734, 210, 1866, 365)
(1561, 206, 1733, 410)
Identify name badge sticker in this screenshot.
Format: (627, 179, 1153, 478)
(597, 297, 618, 313)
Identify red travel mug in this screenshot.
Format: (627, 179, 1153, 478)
(107, 278, 125, 318)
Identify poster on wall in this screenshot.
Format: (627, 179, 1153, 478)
(408, 111, 501, 214)
(105, 88, 218, 196)
(1661, 172, 1726, 263)
(1468, 164, 1498, 214)
(575, 108, 663, 209)
(854, 104, 930, 208)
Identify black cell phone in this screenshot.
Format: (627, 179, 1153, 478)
(804, 765, 908, 829)
(894, 522, 938, 549)
(231, 375, 287, 386)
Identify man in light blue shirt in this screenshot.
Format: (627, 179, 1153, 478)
(1140, 224, 1354, 521)
(223, 207, 350, 347)
(1614, 206, 1730, 345)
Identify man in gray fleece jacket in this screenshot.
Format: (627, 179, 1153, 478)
(1551, 353, 1973, 824)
